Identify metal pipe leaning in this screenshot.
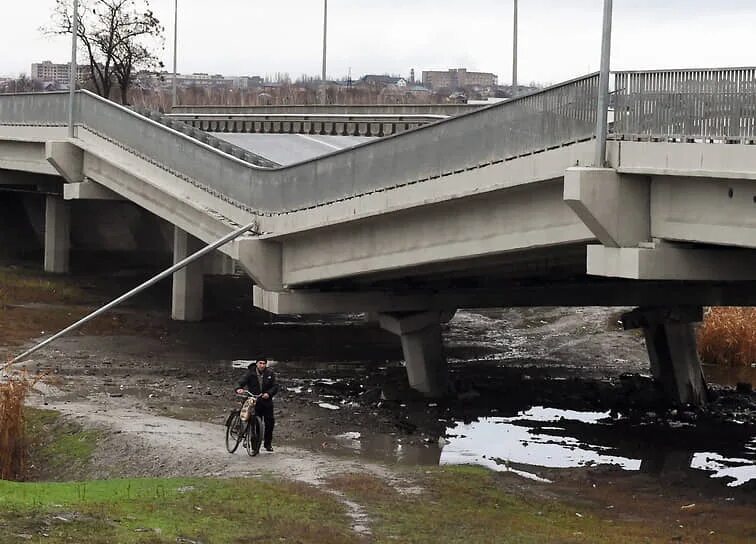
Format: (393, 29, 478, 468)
(8, 221, 258, 365)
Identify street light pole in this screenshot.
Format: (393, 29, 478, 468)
(321, 0, 328, 105)
(594, 0, 613, 167)
(68, 0, 79, 138)
(322, 0, 328, 82)
(172, 0, 178, 109)
(512, 0, 518, 93)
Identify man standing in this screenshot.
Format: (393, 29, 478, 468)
(235, 358, 278, 452)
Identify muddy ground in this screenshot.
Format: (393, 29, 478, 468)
(2, 261, 755, 538)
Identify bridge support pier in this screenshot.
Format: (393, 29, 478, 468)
(621, 306, 707, 407)
(171, 226, 204, 322)
(43, 195, 70, 273)
(379, 311, 450, 397)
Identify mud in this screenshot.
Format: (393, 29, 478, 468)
(2, 265, 754, 534)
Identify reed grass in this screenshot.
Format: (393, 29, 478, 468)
(698, 307, 756, 367)
(0, 363, 32, 480)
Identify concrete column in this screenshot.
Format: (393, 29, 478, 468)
(622, 306, 707, 406)
(171, 226, 204, 321)
(44, 195, 70, 273)
(379, 311, 449, 397)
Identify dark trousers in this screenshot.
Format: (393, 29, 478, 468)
(255, 401, 275, 447)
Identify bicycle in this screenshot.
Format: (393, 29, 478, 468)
(225, 391, 265, 456)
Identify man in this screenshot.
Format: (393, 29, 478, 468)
(235, 358, 278, 452)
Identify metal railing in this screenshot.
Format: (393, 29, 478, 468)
(133, 107, 280, 167)
(167, 113, 447, 137)
(0, 75, 600, 213)
(172, 103, 481, 116)
(613, 67, 756, 141)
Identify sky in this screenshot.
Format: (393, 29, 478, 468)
(3, 1, 756, 85)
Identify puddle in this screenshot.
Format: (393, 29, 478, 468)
(440, 408, 641, 482)
(705, 364, 756, 388)
(438, 407, 756, 487)
(319, 406, 756, 488)
(691, 451, 756, 487)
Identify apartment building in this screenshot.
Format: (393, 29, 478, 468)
(30, 61, 91, 83)
(422, 68, 498, 90)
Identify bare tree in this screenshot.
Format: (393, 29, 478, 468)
(47, 0, 164, 103)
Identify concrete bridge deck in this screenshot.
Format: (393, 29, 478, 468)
(2, 67, 755, 403)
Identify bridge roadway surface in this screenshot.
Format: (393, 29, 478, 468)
(211, 133, 374, 166)
(1, 68, 756, 401)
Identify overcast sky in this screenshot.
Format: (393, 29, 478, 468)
(3, 1, 755, 85)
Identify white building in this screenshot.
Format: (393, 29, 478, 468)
(30, 61, 91, 84)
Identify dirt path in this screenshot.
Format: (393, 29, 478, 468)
(25, 381, 423, 538)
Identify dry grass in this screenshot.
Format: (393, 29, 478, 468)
(698, 307, 756, 367)
(0, 364, 40, 481)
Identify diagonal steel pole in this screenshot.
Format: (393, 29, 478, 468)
(8, 221, 257, 365)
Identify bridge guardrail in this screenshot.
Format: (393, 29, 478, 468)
(132, 107, 280, 168)
(167, 113, 448, 137)
(613, 67, 756, 142)
(1, 74, 599, 213)
(172, 104, 482, 116)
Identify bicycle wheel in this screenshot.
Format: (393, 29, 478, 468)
(245, 416, 264, 457)
(225, 411, 243, 454)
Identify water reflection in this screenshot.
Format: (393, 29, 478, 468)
(704, 364, 756, 388)
(438, 407, 756, 487)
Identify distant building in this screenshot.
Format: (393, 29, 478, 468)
(30, 61, 91, 84)
(422, 68, 498, 91)
(163, 72, 226, 88)
(160, 72, 263, 90)
(231, 76, 264, 89)
(360, 74, 405, 87)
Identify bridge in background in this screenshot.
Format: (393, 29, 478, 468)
(1, 67, 755, 405)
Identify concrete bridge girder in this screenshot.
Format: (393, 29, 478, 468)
(273, 180, 593, 287)
(587, 243, 756, 281)
(611, 141, 756, 249)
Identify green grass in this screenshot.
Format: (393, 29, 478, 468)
(327, 466, 753, 544)
(0, 267, 84, 307)
(0, 478, 355, 543)
(24, 409, 100, 481)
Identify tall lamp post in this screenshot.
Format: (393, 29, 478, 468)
(512, 0, 518, 94)
(322, 0, 328, 82)
(321, 0, 328, 105)
(68, 0, 79, 138)
(172, 0, 178, 109)
(594, 0, 613, 167)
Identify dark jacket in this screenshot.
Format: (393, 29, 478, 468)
(237, 367, 278, 403)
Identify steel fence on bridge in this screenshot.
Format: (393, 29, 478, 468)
(4, 67, 756, 212)
(612, 67, 756, 142)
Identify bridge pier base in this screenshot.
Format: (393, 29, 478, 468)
(379, 311, 450, 398)
(43, 195, 70, 273)
(621, 306, 707, 407)
(171, 226, 204, 322)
